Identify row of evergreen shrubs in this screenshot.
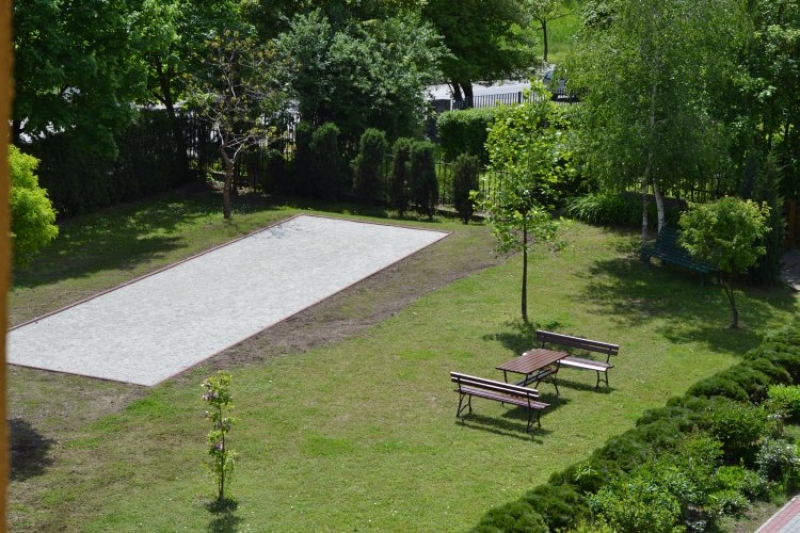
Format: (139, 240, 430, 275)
(470, 323, 800, 533)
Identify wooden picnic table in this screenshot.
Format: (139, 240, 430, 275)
(495, 348, 568, 395)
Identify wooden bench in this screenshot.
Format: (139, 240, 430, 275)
(641, 226, 719, 285)
(535, 330, 619, 388)
(450, 372, 549, 432)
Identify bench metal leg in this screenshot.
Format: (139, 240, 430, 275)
(456, 392, 472, 419)
(595, 371, 609, 388)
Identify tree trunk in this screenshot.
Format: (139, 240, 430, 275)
(521, 224, 529, 324)
(640, 178, 650, 249)
(722, 279, 739, 329)
(156, 59, 190, 181)
(462, 81, 474, 109)
(541, 19, 549, 63)
(451, 82, 464, 107)
(219, 142, 233, 220)
(653, 177, 666, 233)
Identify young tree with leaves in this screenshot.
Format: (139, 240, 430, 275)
(478, 84, 569, 323)
(186, 29, 285, 219)
(679, 197, 770, 329)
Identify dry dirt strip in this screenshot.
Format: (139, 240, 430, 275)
(8, 215, 449, 386)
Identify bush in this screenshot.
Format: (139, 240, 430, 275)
(409, 140, 438, 219)
(714, 465, 768, 502)
(767, 385, 800, 423)
(437, 108, 499, 165)
(352, 128, 388, 202)
(704, 398, 768, 467)
(565, 192, 683, 228)
(451, 153, 480, 224)
(471, 501, 548, 533)
(389, 138, 413, 216)
(9, 146, 59, 265)
(756, 438, 800, 492)
(309, 122, 347, 200)
(686, 375, 750, 403)
(523, 484, 590, 531)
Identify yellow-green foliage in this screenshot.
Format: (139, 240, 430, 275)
(9, 145, 58, 265)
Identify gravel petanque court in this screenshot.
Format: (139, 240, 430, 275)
(8, 215, 449, 386)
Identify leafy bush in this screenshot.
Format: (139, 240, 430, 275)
(714, 465, 768, 501)
(437, 107, 499, 165)
(470, 501, 548, 533)
(565, 192, 683, 227)
(352, 128, 388, 201)
(686, 375, 750, 403)
(756, 438, 800, 491)
(704, 398, 768, 467)
(9, 146, 59, 265)
(451, 153, 480, 224)
(409, 140, 438, 219)
(522, 484, 590, 531)
(767, 385, 800, 423)
(389, 138, 413, 216)
(310, 122, 347, 200)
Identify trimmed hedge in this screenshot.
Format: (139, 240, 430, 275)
(471, 323, 800, 533)
(437, 108, 500, 165)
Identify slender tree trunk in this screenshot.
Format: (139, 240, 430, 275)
(653, 177, 665, 233)
(156, 59, 190, 181)
(641, 80, 658, 246)
(541, 19, 549, 63)
(219, 140, 233, 220)
(451, 82, 464, 107)
(462, 81, 474, 109)
(722, 280, 739, 329)
(522, 224, 529, 324)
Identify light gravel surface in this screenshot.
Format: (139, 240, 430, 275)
(8, 215, 448, 386)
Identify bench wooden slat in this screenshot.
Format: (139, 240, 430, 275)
(450, 371, 548, 432)
(535, 330, 620, 388)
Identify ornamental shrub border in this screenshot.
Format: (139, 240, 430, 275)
(470, 323, 800, 533)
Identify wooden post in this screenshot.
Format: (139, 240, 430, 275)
(0, 0, 13, 530)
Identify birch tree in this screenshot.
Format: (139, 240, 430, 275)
(570, 0, 748, 246)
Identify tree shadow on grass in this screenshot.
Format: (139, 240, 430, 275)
(205, 498, 243, 533)
(576, 255, 799, 355)
(9, 418, 55, 481)
(484, 319, 567, 356)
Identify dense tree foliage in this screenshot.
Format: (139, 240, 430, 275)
(570, 0, 749, 245)
(8, 146, 58, 265)
(423, 0, 538, 107)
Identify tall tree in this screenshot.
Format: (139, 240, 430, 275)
(12, 0, 147, 157)
(275, 10, 445, 148)
(130, 0, 242, 179)
(186, 29, 286, 219)
(525, 0, 571, 63)
(423, 0, 538, 107)
(570, 0, 749, 246)
(478, 84, 569, 323)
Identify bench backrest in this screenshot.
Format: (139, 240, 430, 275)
(450, 371, 540, 398)
(535, 330, 619, 357)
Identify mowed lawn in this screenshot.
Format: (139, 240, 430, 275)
(7, 193, 799, 532)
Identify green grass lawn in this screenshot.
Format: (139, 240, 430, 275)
(8, 191, 798, 532)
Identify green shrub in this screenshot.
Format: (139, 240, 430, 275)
(471, 501, 548, 533)
(389, 138, 413, 216)
(522, 484, 590, 531)
(588, 468, 683, 533)
(565, 192, 683, 228)
(767, 385, 800, 423)
(748, 358, 792, 387)
(705, 398, 768, 467)
(451, 153, 480, 224)
(409, 140, 438, 219)
(719, 366, 773, 404)
(437, 108, 499, 165)
(352, 128, 388, 201)
(756, 438, 800, 490)
(714, 465, 768, 501)
(686, 375, 750, 403)
(309, 122, 347, 200)
(592, 433, 656, 473)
